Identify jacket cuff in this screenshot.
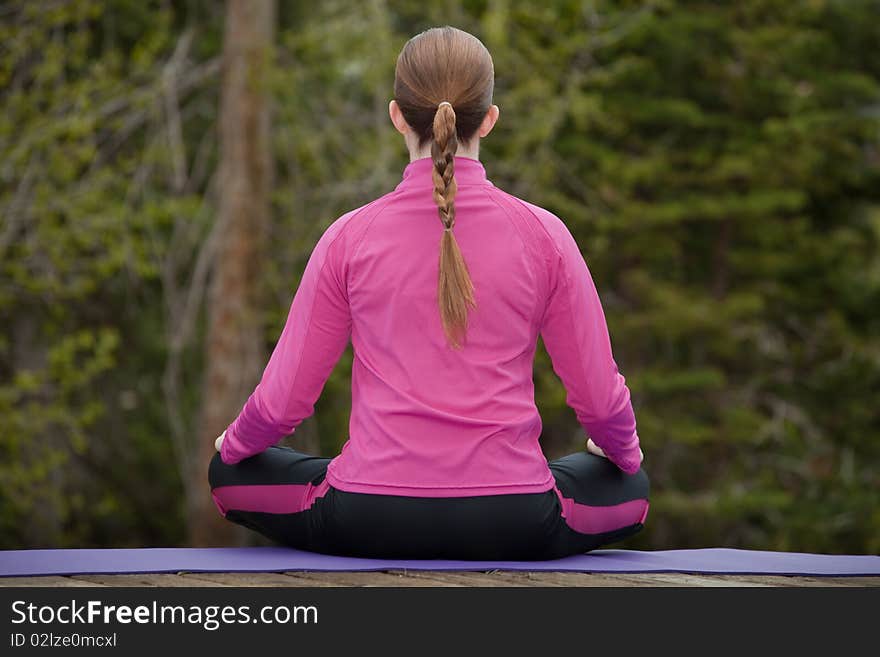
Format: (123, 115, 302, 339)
(219, 424, 246, 465)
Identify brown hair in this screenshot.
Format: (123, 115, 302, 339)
(394, 26, 495, 349)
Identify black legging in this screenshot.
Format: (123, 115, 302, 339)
(208, 446, 649, 560)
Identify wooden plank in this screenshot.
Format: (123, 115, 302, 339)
(514, 571, 669, 587)
(513, 571, 774, 587)
(391, 570, 823, 588)
(827, 576, 880, 587)
(1, 571, 873, 588)
(479, 570, 564, 587)
(178, 572, 322, 587)
(69, 573, 229, 587)
(285, 571, 458, 587)
(787, 576, 879, 587)
(382, 570, 536, 587)
(613, 573, 771, 587)
(0, 575, 106, 587)
(705, 575, 860, 587)
(604, 573, 880, 587)
(394, 570, 565, 587)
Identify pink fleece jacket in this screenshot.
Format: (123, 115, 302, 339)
(221, 156, 643, 495)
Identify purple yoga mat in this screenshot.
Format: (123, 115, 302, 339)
(0, 547, 878, 577)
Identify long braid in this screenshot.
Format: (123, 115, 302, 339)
(432, 102, 475, 349)
(394, 27, 492, 348)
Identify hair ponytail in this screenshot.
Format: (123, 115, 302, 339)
(432, 102, 475, 349)
(394, 26, 494, 348)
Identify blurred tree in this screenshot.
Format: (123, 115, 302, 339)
(191, 0, 277, 546)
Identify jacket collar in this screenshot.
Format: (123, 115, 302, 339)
(396, 156, 490, 190)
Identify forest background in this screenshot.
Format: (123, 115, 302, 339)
(1, 0, 878, 552)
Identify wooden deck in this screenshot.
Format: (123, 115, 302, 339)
(1, 571, 877, 587)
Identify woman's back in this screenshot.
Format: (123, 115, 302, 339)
(220, 156, 642, 493)
(333, 156, 554, 495)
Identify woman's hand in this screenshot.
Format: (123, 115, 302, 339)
(585, 438, 607, 458)
(215, 430, 226, 453)
(586, 438, 644, 464)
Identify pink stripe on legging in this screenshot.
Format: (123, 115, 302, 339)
(553, 486, 649, 535)
(211, 479, 330, 516)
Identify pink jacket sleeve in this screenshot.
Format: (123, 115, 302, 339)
(220, 218, 352, 465)
(539, 221, 643, 474)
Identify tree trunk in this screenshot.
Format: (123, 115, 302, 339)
(190, 0, 276, 546)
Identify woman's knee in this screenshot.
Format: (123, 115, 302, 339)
(629, 464, 650, 501)
(551, 451, 649, 504)
(207, 450, 227, 490)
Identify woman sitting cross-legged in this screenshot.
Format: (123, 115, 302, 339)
(209, 25, 648, 560)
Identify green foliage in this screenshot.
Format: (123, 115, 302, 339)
(474, 0, 880, 552)
(0, 326, 119, 545)
(0, 0, 218, 547)
(1, 0, 877, 552)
